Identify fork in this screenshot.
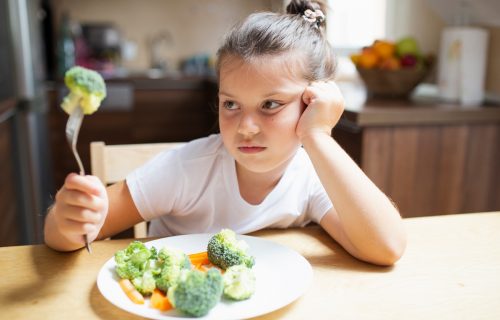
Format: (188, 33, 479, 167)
(65, 106, 92, 253)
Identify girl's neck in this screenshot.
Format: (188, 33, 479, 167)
(235, 161, 289, 205)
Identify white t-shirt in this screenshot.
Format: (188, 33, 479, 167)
(126, 134, 332, 237)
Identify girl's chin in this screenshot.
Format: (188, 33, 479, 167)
(237, 163, 269, 173)
(235, 159, 275, 174)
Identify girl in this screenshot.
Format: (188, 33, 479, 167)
(45, 0, 406, 266)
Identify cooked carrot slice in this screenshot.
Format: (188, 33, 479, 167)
(119, 279, 145, 304)
(151, 288, 173, 311)
(189, 251, 210, 265)
(188, 251, 208, 259)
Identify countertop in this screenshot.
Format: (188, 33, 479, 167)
(342, 98, 500, 126)
(336, 82, 500, 127)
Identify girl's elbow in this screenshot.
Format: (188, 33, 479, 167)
(374, 233, 407, 266)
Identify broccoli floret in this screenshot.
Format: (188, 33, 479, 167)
(115, 241, 156, 280)
(223, 264, 256, 300)
(167, 268, 223, 317)
(61, 66, 106, 115)
(207, 229, 255, 270)
(132, 269, 156, 295)
(155, 246, 191, 292)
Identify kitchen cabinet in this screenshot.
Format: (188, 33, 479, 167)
(47, 76, 218, 189)
(332, 99, 500, 217)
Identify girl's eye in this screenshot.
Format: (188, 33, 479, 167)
(222, 100, 239, 110)
(262, 100, 282, 110)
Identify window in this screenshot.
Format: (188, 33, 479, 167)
(325, 0, 393, 89)
(326, 0, 389, 55)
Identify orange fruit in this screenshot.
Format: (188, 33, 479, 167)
(350, 54, 361, 66)
(379, 57, 401, 70)
(358, 48, 379, 69)
(373, 40, 396, 60)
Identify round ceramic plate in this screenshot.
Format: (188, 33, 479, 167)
(97, 233, 313, 319)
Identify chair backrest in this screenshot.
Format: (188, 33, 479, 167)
(90, 141, 185, 238)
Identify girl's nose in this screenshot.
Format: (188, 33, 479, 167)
(237, 113, 260, 137)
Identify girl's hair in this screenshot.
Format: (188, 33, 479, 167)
(216, 0, 336, 81)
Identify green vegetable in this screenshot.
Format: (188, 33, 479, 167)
(168, 268, 224, 317)
(155, 246, 191, 292)
(61, 66, 106, 115)
(132, 270, 156, 295)
(207, 229, 255, 270)
(222, 264, 256, 300)
(114, 241, 158, 295)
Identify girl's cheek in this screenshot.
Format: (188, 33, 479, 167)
(275, 106, 302, 126)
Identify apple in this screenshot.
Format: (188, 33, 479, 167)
(400, 54, 418, 68)
(396, 37, 420, 57)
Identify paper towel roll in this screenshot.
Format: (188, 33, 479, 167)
(437, 27, 489, 106)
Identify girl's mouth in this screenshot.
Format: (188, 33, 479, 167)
(238, 146, 266, 154)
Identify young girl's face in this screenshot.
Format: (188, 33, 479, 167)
(218, 55, 308, 175)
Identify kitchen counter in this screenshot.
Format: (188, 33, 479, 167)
(341, 98, 500, 127)
(47, 74, 216, 91)
(333, 96, 500, 218)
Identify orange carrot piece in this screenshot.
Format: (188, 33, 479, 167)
(189, 251, 208, 259)
(190, 256, 210, 265)
(194, 263, 206, 271)
(151, 288, 173, 311)
(189, 251, 210, 266)
(119, 279, 145, 304)
(199, 263, 224, 274)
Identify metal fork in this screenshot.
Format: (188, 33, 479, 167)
(65, 106, 92, 253)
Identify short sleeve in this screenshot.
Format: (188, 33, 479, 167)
(126, 149, 184, 221)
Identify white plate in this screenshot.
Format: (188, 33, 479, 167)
(97, 233, 313, 319)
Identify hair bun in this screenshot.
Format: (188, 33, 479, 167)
(286, 0, 326, 28)
(285, 0, 323, 15)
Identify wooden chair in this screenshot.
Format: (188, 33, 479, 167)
(90, 141, 185, 238)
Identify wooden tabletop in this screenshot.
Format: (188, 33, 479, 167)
(1, 212, 499, 319)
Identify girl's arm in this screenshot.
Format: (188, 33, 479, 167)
(97, 180, 144, 239)
(297, 81, 406, 266)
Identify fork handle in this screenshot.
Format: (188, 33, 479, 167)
(72, 143, 85, 176)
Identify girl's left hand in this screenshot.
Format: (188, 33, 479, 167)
(296, 80, 345, 141)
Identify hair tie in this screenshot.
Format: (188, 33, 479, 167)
(302, 9, 325, 28)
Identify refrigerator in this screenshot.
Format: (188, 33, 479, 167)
(0, 0, 53, 246)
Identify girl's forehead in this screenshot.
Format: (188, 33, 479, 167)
(219, 54, 307, 84)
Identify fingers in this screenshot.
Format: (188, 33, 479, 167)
(64, 173, 105, 196)
(55, 188, 105, 212)
(51, 173, 109, 239)
(56, 217, 97, 235)
(297, 80, 345, 139)
(61, 206, 103, 224)
(303, 80, 342, 102)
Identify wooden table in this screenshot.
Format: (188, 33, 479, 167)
(1, 212, 499, 319)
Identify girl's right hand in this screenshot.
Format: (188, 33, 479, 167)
(51, 173, 109, 245)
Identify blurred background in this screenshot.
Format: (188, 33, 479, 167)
(1, 0, 499, 247)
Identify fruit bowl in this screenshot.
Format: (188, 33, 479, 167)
(357, 66, 430, 99)
(351, 37, 433, 99)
